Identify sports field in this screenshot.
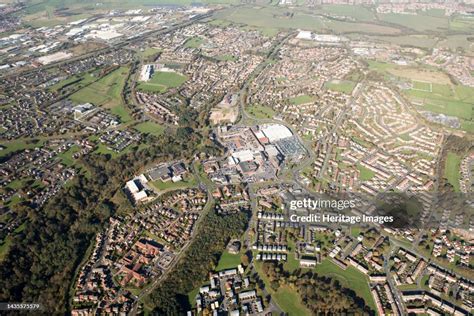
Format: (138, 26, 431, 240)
(290, 95, 316, 105)
(137, 71, 187, 93)
(215, 251, 241, 270)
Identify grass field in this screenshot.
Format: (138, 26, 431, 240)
(184, 36, 204, 48)
(320, 4, 375, 21)
(378, 12, 449, 32)
(254, 261, 311, 316)
(284, 239, 300, 272)
(70, 66, 129, 110)
(151, 175, 197, 191)
(325, 20, 400, 34)
(214, 6, 326, 32)
(445, 152, 461, 192)
(412, 80, 432, 92)
(58, 145, 80, 166)
(325, 80, 356, 94)
(367, 61, 474, 123)
(273, 286, 311, 316)
(137, 71, 187, 93)
(48, 73, 96, 92)
(357, 164, 376, 181)
(139, 47, 161, 59)
(360, 34, 437, 49)
(247, 104, 276, 119)
(134, 122, 165, 137)
(290, 95, 316, 105)
(216, 251, 241, 270)
(0, 139, 45, 158)
(111, 104, 133, 123)
(314, 259, 376, 311)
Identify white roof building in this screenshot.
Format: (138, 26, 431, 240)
(261, 124, 292, 142)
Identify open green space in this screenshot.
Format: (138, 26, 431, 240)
(247, 104, 276, 119)
(325, 80, 356, 94)
(290, 95, 315, 105)
(48, 72, 97, 92)
(139, 47, 161, 59)
(314, 259, 376, 311)
(0, 139, 45, 158)
(449, 16, 474, 32)
(360, 34, 437, 49)
(151, 175, 197, 191)
(214, 6, 325, 31)
(134, 122, 166, 137)
(215, 251, 241, 270)
(110, 104, 133, 123)
(378, 12, 449, 32)
(357, 164, 376, 181)
(284, 239, 300, 272)
(412, 80, 432, 91)
(273, 286, 311, 316)
(445, 152, 461, 192)
(320, 4, 375, 21)
(184, 36, 204, 48)
(137, 71, 187, 93)
(58, 145, 80, 166)
(214, 54, 237, 62)
(254, 261, 311, 316)
(70, 66, 129, 109)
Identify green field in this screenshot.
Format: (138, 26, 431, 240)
(184, 36, 204, 48)
(247, 104, 276, 119)
(70, 66, 129, 109)
(139, 47, 161, 59)
(134, 122, 165, 137)
(137, 71, 187, 93)
(214, 6, 325, 31)
(254, 261, 311, 316)
(445, 152, 461, 192)
(412, 80, 432, 91)
(0, 139, 45, 158)
(151, 175, 197, 191)
(214, 54, 237, 62)
(320, 4, 375, 21)
(359, 34, 437, 49)
(110, 104, 133, 123)
(273, 286, 311, 316)
(290, 95, 316, 105)
(325, 80, 356, 94)
(378, 12, 449, 32)
(48, 72, 97, 92)
(357, 164, 376, 181)
(284, 239, 300, 272)
(216, 251, 241, 270)
(314, 259, 376, 311)
(58, 145, 80, 166)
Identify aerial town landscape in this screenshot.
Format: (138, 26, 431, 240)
(0, 0, 473, 315)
